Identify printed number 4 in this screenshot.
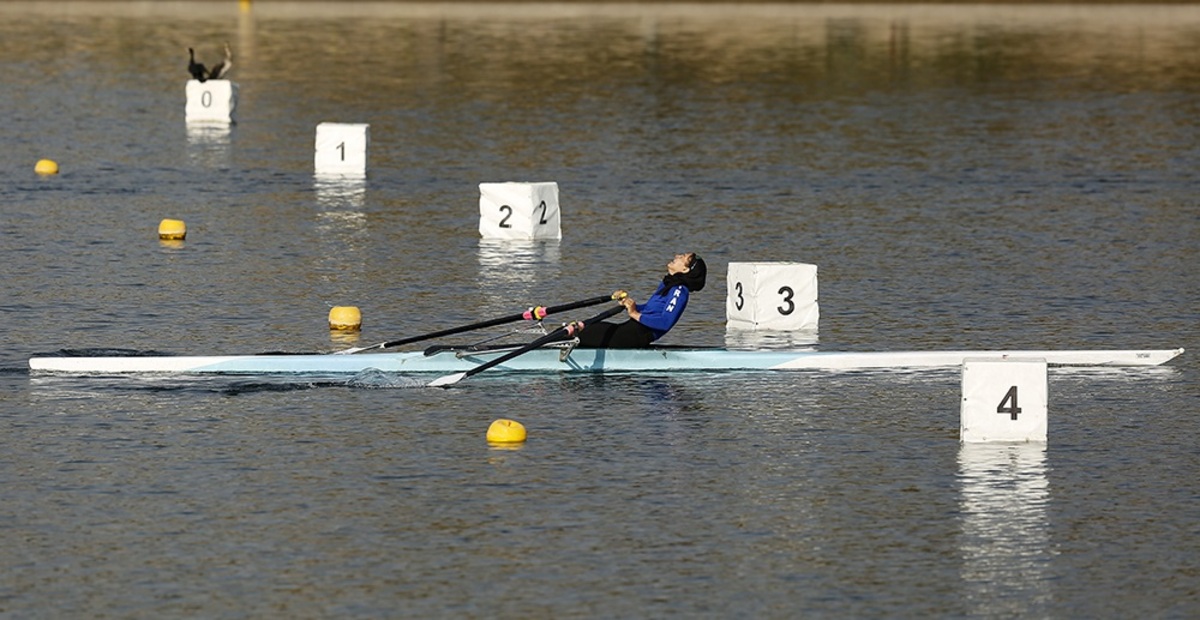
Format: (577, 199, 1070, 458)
(997, 386, 1022, 420)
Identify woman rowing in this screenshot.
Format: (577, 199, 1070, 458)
(571, 252, 707, 348)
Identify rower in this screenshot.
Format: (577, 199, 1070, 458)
(570, 252, 707, 349)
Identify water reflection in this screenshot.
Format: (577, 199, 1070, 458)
(313, 209, 369, 278)
(184, 122, 232, 168)
(314, 173, 367, 211)
(957, 443, 1052, 616)
(328, 329, 361, 348)
(313, 174, 368, 252)
(724, 328, 819, 350)
(476, 239, 562, 313)
(313, 174, 369, 300)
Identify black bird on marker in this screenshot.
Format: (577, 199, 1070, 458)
(188, 43, 233, 82)
(187, 48, 207, 81)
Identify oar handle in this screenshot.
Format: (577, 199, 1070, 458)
(458, 305, 625, 380)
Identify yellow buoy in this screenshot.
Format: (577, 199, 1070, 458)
(158, 218, 187, 240)
(328, 306, 362, 331)
(487, 419, 527, 444)
(35, 159, 59, 175)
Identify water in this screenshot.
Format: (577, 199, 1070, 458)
(2, 3, 1198, 617)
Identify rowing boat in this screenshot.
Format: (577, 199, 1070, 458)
(27, 346, 1184, 375)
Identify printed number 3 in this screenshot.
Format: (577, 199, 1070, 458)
(997, 386, 1022, 420)
(733, 284, 795, 315)
(777, 286, 794, 316)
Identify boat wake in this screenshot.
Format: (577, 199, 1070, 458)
(345, 368, 430, 389)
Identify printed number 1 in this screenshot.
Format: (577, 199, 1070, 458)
(336, 142, 346, 161)
(997, 386, 1022, 420)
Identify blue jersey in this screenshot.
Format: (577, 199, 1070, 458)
(635, 283, 690, 341)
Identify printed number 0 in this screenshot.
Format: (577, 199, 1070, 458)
(996, 386, 1022, 420)
(777, 286, 795, 315)
(201, 91, 213, 108)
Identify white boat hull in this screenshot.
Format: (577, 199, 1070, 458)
(27, 347, 1184, 375)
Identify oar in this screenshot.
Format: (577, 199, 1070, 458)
(428, 305, 625, 387)
(334, 293, 622, 354)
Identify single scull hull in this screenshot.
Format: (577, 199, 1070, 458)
(28, 347, 1184, 375)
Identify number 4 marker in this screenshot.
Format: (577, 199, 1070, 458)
(961, 358, 1047, 443)
(997, 385, 1022, 420)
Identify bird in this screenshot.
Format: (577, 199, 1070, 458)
(187, 47, 208, 81)
(207, 43, 233, 81)
(187, 44, 233, 82)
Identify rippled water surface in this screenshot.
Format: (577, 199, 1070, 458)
(1, 3, 1198, 617)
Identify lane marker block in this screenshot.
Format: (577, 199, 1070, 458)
(961, 357, 1048, 443)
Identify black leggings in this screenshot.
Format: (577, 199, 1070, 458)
(576, 320, 655, 349)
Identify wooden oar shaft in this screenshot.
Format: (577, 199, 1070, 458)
(345, 294, 617, 353)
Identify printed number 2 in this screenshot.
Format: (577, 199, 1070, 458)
(997, 386, 1022, 420)
(498, 202, 549, 229)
